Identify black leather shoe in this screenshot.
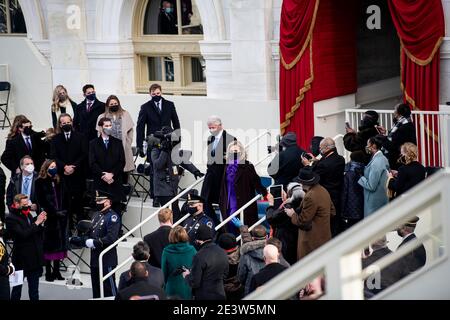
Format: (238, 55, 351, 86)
(53, 271, 65, 281)
(45, 274, 55, 282)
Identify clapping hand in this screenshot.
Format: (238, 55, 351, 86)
(36, 211, 47, 225)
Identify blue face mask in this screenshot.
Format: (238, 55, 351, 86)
(86, 93, 96, 101)
(48, 167, 58, 177)
(165, 7, 173, 14)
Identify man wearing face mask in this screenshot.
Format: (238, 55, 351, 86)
(89, 118, 126, 215)
(201, 116, 236, 225)
(301, 137, 345, 237)
(6, 156, 39, 215)
(158, 1, 178, 34)
(83, 191, 121, 298)
(136, 83, 180, 206)
(1, 115, 45, 176)
(5, 194, 47, 300)
(267, 132, 306, 189)
(51, 114, 88, 231)
(73, 84, 105, 144)
(182, 193, 215, 246)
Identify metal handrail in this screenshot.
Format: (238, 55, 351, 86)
(99, 177, 204, 298)
(98, 129, 273, 298)
(245, 168, 450, 300)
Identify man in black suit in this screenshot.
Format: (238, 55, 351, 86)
(115, 261, 166, 300)
(395, 216, 426, 275)
(302, 137, 345, 237)
(89, 117, 126, 213)
(200, 116, 235, 224)
(136, 83, 181, 205)
(118, 241, 164, 291)
(143, 208, 172, 268)
(158, 1, 178, 34)
(51, 114, 89, 230)
(6, 156, 39, 213)
(5, 194, 47, 301)
(267, 132, 306, 189)
(73, 84, 105, 144)
(1, 116, 45, 176)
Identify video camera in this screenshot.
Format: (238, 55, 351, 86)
(146, 127, 180, 149)
(69, 220, 93, 250)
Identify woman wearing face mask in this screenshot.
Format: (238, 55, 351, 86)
(96, 95, 135, 182)
(50, 85, 77, 129)
(1, 115, 46, 175)
(387, 143, 425, 198)
(218, 141, 268, 235)
(357, 137, 390, 218)
(35, 160, 69, 282)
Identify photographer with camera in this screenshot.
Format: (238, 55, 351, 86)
(136, 84, 181, 206)
(267, 132, 306, 189)
(35, 159, 69, 282)
(149, 126, 203, 221)
(70, 190, 121, 298)
(266, 182, 305, 265)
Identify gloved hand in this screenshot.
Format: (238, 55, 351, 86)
(85, 239, 95, 249)
(193, 170, 205, 180)
(138, 147, 146, 158)
(231, 217, 242, 228)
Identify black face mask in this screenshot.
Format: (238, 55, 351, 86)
(109, 105, 119, 113)
(23, 127, 32, 136)
(95, 203, 105, 212)
(152, 95, 162, 103)
(188, 206, 198, 215)
(61, 124, 72, 132)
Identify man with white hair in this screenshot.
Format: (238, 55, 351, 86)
(200, 116, 235, 224)
(301, 137, 345, 237)
(248, 244, 287, 293)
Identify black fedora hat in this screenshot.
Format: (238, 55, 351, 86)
(295, 167, 320, 186)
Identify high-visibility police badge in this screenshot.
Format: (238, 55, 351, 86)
(111, 215, 118, 223)
(206, 221, 213, 228)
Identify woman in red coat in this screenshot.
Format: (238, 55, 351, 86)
(219, 141, 267, 235)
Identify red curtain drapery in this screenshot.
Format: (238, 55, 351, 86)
(279, 0, 357, 149)
(388, 0, 445, 166)
(279, 0, 319, 149)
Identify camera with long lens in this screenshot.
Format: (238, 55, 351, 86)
(146, 127, 180, 150)
(267, 134, 282, 154)
(69, 220, 92, 249)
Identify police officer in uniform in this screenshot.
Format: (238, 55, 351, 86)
(85, 190, 121, 298)
(182, 193, 215, 245)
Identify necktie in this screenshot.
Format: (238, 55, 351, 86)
(87, 101, 93, 112)
(66, 133, 70, 141)
(155, 101, 161, 114)
(23, 177, 30, 196)
(25, 137, 32, 152)
(210, 136, 216, 157)
(104, 139, 109, 149)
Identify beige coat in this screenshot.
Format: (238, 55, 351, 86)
(291, 183, 336, 260)
(96, 110, 135, 172)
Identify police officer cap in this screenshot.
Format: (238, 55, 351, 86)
(405, 216, 420, 227)
(95, 190, 113, 202)
(196, 224, 213, 241)
(187, 193, 206, 205)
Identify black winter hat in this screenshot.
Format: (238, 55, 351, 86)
(218, 233, 237, 250)
(196, 224, 213, 241)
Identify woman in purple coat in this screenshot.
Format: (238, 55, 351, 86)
(219, 141, 267, 235)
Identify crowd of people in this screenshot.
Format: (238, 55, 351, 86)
(0, 78, 433, 300)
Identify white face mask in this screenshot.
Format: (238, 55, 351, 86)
(24, 164, 34, 174)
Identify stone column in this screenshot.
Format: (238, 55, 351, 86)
(440, 1, 450, 106)
(229, 0, 276, 101)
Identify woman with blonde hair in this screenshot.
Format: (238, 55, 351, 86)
(96, 95, 135, 181)
(161, 226, 196, 299)
(219, 140, 267, 234)
(388, 142, 425, 198)
(51, 85, 76, 128)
